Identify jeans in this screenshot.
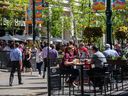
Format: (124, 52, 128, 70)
(9, 61, 22, 84)
(36, 62, 43, 75)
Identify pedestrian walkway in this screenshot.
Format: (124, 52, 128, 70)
(1, 69, 128, 96)
(0, 69, 48, 96)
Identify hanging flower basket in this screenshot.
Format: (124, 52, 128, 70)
(115, 26, 128, 40)
(83, 27, 103, 38)
(83, 27, 103, 43)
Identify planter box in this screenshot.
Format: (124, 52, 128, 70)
(107, 59, 127, 65)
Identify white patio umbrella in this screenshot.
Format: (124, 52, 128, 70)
(14, 35, 40, 41)
(49, 37, 68, 43)
(50, 38, 62, 42)
(0, 34, 21, 41)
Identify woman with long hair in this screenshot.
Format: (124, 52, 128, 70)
(23, 47, 32, 75)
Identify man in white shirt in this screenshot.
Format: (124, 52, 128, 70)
(103, 44, 119, 58)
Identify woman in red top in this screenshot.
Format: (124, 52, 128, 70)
(60, 45, 79, 85)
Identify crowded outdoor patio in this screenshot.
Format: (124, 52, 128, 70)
(1, 0, 128, 96)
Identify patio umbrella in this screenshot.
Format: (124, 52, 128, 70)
(49, 38, 68, 43)
(0, 35, 21, 41)
(14, 35, 40, 41)
(50, 38, 62, 42)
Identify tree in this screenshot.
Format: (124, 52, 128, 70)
(45, 0, 64, 37)
(45, 0, 128, 43)
(51, 7, 63, 37)
(0, 0, 28, 35)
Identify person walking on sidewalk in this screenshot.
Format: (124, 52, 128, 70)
(9, 43, 23, 86)
(49, 44, 58, 66)
(42, 43, 51, 78)
(36, 47, 43, 77)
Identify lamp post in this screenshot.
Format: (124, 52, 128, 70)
(43, 1, 51, 96)
(32, 0, 36, 43)
(106, 0, 112, 48)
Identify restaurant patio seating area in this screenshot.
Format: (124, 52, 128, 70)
(43, 58, 128, 96)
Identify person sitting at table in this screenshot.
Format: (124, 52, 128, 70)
(103, 44, 119, 72)
(103, 44, 119, 58)
(60, 45, 79, 87)
(78, 42, 90, 60)
(87, 45, 107, 90)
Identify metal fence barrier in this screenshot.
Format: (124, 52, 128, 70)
(47, 58, 128, 96)
(0, 51, 10, 69)
(0, 51, 36, 71)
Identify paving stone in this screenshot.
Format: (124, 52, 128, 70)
(0, 70, 48, 96)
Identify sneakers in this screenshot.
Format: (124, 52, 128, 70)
(38, 74, 42, 77)
(42, 75, 45, 79)
(9, 77, 13, 86)
(19, 82, 23, 85)
(9, 82, 23, 86)
(9, 83, 12, 86)
(72, 82, 78, 87)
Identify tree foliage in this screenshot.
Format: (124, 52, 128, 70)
(51, 6, 63, 37)
(0, 0, 28, 34)
(2, 0, 128, 40)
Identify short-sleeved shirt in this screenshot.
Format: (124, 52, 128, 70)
(42, 47, 51, 59)
(79, 47, 89, 60)
(103, 48, 119, 58)
(49, 49, 58, 64)
(10, 48, 22, 61)
(64, 52, 74, 62)
(61, 52, 74, 69)
(92, 51, 106, 68)
(49, 49, 58, 59)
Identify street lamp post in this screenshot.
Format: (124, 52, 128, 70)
(43, 2, 51, 96)
(106, 0, 112, 48)
(32, 0, 36, 43)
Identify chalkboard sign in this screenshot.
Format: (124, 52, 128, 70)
(50, 67, 61, 90)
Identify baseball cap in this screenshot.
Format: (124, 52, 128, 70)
(105, 44, 110, 48)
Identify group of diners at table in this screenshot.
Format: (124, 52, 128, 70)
(60, 41, 128, 91)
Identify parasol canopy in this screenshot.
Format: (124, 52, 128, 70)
(14, 35, 40, 41)
(0, 34, 21, 41)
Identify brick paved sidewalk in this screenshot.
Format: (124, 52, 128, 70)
(0, 69, 48, 96)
